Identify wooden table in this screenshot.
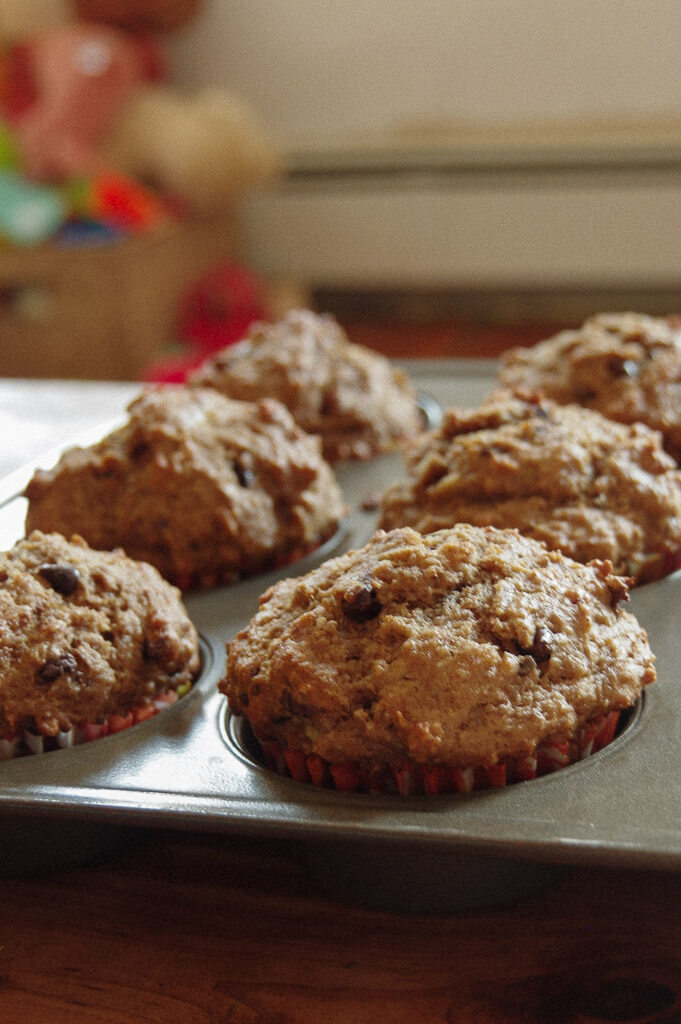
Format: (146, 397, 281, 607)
(2, 377, 680, 1024)
(1, 829, 680, 1023)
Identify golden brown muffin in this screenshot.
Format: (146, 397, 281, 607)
(221, 525, 655, 794)
(24, 386, 345, 590)
(378, 394, 681, 584)
(495, 312, 681, 462)
(0, 531, 200, 752)
(190, 308, 424, 462)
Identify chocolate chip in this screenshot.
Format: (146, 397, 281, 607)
(341, 585, 382, 622)
(233, 460, 254, 488)
(320, 390, 337, 416)
(281, 691, 308, 716)
(608, 356, 640, 379)
(532, 626, 553, 662)
(515, 625, 553, 663)
(36, 653, 78, 685)
(143, 637, 170, 662)
(353, 689, 377, 711)
(129, 441, 150, 460)
(38, 563, 80, 596)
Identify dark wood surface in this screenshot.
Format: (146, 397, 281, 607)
(1, 827, 680, 1023)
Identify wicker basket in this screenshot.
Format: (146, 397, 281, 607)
(0, 211, 235, 380)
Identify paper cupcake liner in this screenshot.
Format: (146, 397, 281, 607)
(254, 710, 622, 795)
(0, 687, 189, 760)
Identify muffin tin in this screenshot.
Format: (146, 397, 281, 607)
(1, 360, 680, 910)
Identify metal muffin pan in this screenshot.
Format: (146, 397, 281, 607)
(1, 360, 680, 901)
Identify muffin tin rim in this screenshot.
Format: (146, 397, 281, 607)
(0, 359, 679, 875)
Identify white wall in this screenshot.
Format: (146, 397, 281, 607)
(169, 2, 681, 292)
(171, 0, 681, 149)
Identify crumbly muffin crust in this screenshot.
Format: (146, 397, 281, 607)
(0, 531, 200, 738)
(221, 525, 655, 769)
(495, 312, 681, 462)
(378, 394, 681, 582)
(24, 386, 345, 589)
(190, 308, 423, 462)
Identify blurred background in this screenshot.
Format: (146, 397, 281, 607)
(3, 0, 681, 378)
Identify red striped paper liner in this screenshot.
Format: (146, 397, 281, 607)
(0, 689, 187, 760)
(254, 709, 623, 795)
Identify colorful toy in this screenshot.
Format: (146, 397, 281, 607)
(0, 0, 280, 213)
(0, 119, 20, 168)
(66, 170, 170, 232)
(53, 218, 122, 248)
(0, 169, 67, 246)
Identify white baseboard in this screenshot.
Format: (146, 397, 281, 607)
(239, 138, 681, 291)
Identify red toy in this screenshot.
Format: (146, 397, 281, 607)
(143, 263, 268, 383)
(179, 264, 266, 351)
(70, 169, 170, 231)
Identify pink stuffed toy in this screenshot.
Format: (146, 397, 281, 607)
(2, 23, 163, 181)
(0, 0, 279, 210)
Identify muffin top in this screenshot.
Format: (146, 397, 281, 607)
(221, 525, 655, 769)
(190, 308, 423, 461)
(24, 386, 345, 589)
(0, 531, 200, 739)
(495, 312, 681, 461)
(378, 394, 681, 582)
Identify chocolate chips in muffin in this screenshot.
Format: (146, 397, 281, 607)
(495, 312, 681, 463)
(23, 386, 345, 590)
(190, 308, 424, 462)
(0, 531, 200, 751)
(378, 393, 681, 584)
(221, 525, 655, 793)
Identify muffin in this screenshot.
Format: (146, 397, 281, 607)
(221, 525, 655, 794)
(495, 311, 681, 462)
(190, 308, 424, 462)
(24, 386, 345, 590)
(0, 531, 200, 757)
(378, 394, 681, 585)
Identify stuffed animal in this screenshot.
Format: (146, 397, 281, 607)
(0, 0, 280, 212)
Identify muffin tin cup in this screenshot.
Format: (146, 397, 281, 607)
(247, 710, 623, 796)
